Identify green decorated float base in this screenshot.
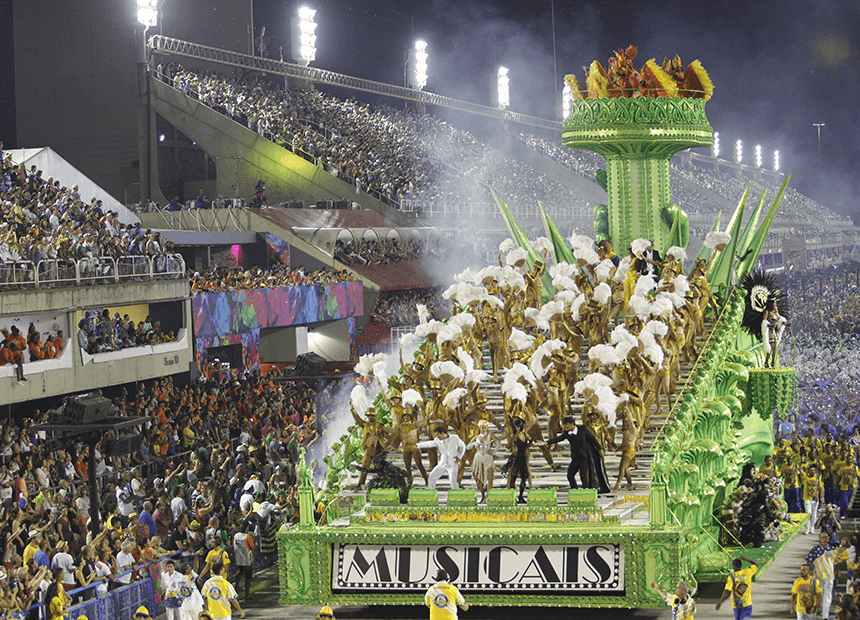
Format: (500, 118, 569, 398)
(278, 288, 799, 609)
(278, 520, 694, 608)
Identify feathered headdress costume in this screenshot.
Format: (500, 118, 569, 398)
(740, 269, 788, 340)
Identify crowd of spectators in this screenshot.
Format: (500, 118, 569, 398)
(0, 323, 64, 383)
(0, 150, 182, 290)
(778, 265, 860, 339)
(77, 309, 175, 355)
(162, 66, 594, 219)
(368, 288, 450, 329)
(0, 369, 325, 617)
(190, 264, 357, 292)
(518, 132, 605, 181)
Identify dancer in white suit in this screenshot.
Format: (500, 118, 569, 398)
(418, 426, 466, 490)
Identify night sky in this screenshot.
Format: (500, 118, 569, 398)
(3, 0, 859, 219)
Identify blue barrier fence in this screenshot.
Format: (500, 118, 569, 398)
(68, 580, 157, 620)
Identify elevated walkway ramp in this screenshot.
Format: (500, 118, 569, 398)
(147, 76, 413, 226)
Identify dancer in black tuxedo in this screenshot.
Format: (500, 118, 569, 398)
(547, 416, 610, 494)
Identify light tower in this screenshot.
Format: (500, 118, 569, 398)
(291, 6, 317, 66)
(136, 0, 158, 28)
(813, 123, 825, 162)
(735, 139, 743, 164)
(712, 131, 720, 159)
(497, 66, 510, 109)
(407, 40, 429, 90)
(773, 150, 780, 172)
(755, 144, 762, 168)
(562, 83, 572, 120)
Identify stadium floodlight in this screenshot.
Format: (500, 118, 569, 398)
(562, 83, 572, 119)
(735, 139, 743, 164)
(712, 132, 720, 159)
(137, 0, 158, 27)
(291, 6, 317, 66)
(408, 40, 429, 90)
(755, 144, 762, 168)
(497, 66, 510, 109)
(773, 150, 780, 172)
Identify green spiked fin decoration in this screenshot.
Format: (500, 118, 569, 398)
(736, 189, 768, 258)
(539, 202, 576, 265)
(491, 187, 536, 257)
(708, 189, 748, 289)
(668, 208, 685, 250)
(736, 175, 790, 280)
(663, 203, 690, 249)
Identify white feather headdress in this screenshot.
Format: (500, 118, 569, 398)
(666, 246, 687, 261)
(508, 328, 536, 351)
(614, 256, 632, 283)
(643, 320, 669, 338)
(638, 329, 664, 367)
(507, 362, 537, 387)
(402, 388, 423, 407)
(588, 344, 622, 367)
(593, 282, 612, 305)
(634, 276, 656, 297)
(355, 352, 388, 377)
(631, 238, 651, 257)
(430, 360, 465, 382)
(704, 231, 731, 249)
(533, 237, 553, 256)
(443, 388, 468, 408)
(574, 372, 613, 396)
(372, 361, 389, 387)
(549, 262, 577, 279)
(350, 384, 368, 412)
(568, 232, 594, 251)
(610, 325, 639, 358)
(506, 247, 529, 268)
(595, 259, 615, 281)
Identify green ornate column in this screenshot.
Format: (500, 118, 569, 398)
(562, 98, 713, 253)
(297, 447, 316, 527)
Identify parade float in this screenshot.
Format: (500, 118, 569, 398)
(278, 47, 799, 608)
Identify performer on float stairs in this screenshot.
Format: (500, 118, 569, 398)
(417, 426, 466, 490)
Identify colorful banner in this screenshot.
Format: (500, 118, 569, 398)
(192, 282, 363, 339)
(192, 282, 363, 371)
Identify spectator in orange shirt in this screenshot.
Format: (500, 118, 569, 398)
(1, 335, 26, 383)
(27, 324, 46, 361)
(44, 334, 58, 359)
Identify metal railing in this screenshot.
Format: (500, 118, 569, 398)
(148, 35, 562, 132)
(0, 254, 186, 291)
